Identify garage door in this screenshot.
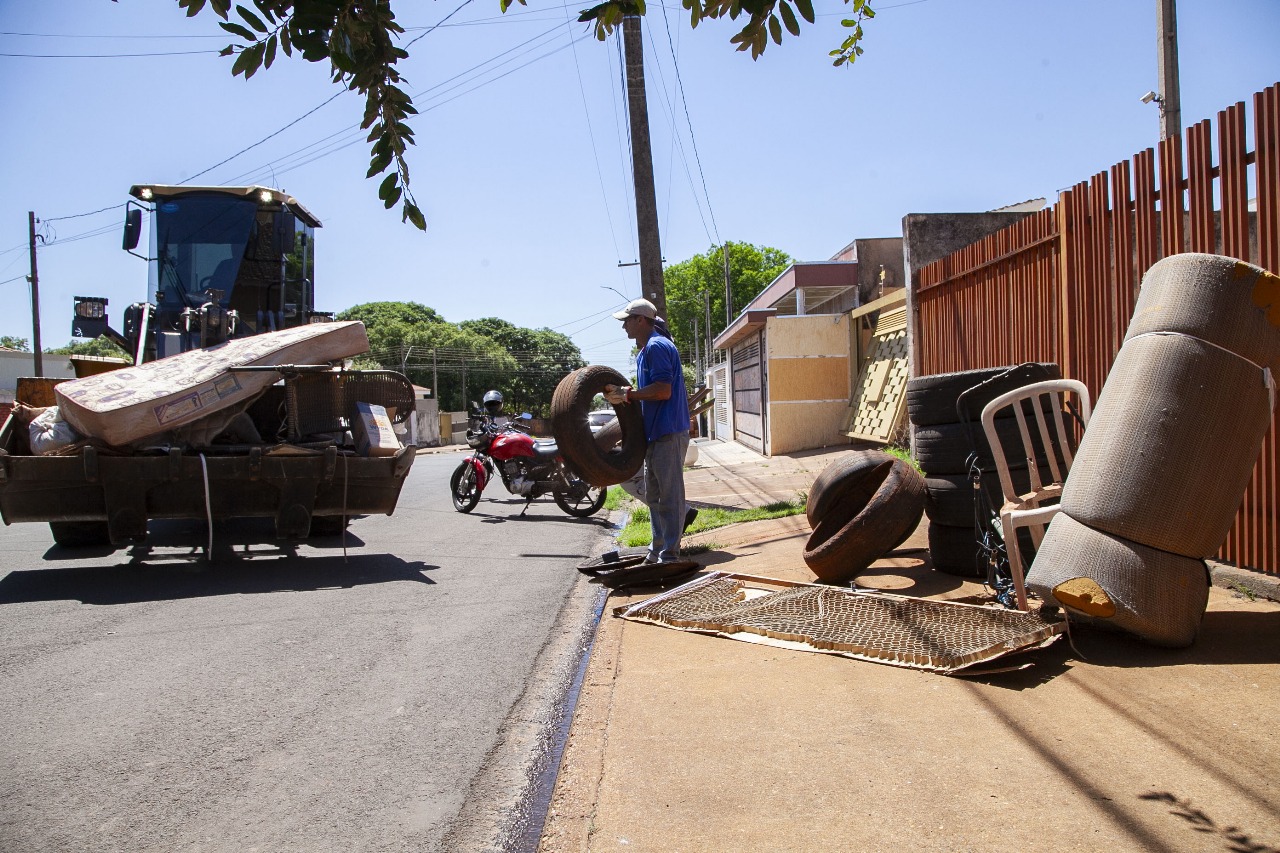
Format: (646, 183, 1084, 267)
(731, 332, 765, 453)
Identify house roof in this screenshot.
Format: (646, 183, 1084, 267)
(712, 261, 857, 350)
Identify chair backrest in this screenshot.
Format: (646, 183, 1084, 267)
(979, 379, 1092, 504)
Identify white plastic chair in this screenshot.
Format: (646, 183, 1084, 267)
(979, 379, 1092, 610)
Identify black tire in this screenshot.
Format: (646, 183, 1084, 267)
(551, 366, 647, 488)
(802, 458, 926, 584)
(805, 450, 899, 528)
(907, 363, 1061, 426)
(309, 515, 350, 537)
(48, 521, 112, 548)
(927, 522, 985, 577)
(913, 417, 1054, 476)
(553, 476, 608, 517)
(450, 461, 481, 513)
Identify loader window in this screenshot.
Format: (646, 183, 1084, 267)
(153, 196, 256, 310)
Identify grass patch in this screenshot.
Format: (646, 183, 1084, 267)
(883, 443, 923, 474)
(614, 497, 806, 548)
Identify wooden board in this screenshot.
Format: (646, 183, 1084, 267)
(55, 321, 370, 446)
(845, 306, 909, 443)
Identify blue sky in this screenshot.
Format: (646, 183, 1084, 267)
(1, 0, 1277, 377)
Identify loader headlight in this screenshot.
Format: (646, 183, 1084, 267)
(74, 297, 107, 319)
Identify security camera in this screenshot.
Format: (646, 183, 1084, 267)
(1141, 90, 1159, 104)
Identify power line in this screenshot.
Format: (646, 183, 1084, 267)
(0, 49, 218, 58)
(43, 203, 125, 223)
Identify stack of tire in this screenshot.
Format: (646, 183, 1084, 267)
(906, 363, 1062, 577)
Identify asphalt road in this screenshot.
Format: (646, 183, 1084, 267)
(0, 450, 615, 853)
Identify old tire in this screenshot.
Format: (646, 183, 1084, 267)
(552, 366, 647, 488)
(906, 363, 1061, 427)
(927, 522, 984, 577)
(913, 417, 1058, 476)
(805, 450, 900, 528)
(48, 521, 112, 548)
(802, 457, 925, 584)
(309, 515, 350, 537)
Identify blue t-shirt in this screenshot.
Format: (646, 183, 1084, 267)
(636, 333, 690, 441)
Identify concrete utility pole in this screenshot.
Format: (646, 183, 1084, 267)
(1156, 0, 1182, 139)
(27, 211, 43, 377)
(622, 15, 666, 318)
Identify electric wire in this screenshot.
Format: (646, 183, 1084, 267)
(657, 8, 720, 244)
(42, 203, 126, 223)
(0, 49, 218, 58)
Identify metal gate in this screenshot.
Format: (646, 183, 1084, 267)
(709, 363, 731, 440)
(731, 331, 765, 453)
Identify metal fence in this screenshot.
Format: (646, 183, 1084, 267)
(915, 82, 1280, 574)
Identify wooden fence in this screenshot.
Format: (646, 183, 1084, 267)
(915, 82, 1280, 574)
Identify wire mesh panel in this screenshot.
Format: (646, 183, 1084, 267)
(285, 370, 416, 439)
(616, 573, 1064, 674)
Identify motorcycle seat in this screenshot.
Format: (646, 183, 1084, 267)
(532, 439, 560, 461)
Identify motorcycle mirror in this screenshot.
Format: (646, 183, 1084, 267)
(520, 412, 532, 420)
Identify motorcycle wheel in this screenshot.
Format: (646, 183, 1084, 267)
(450, 461, 482, 513)
(553, 479, 608, 518)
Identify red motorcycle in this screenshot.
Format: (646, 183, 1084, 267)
(448, 407, 607, 518)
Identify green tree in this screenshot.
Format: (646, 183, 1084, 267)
(336, 302, 585, 415)
(45, 338, 132, 358)
(460, 318, 586, 416)
(179, 0, 875, 229)
(662, 241, 791, 364)
(0, 336, 30, 351)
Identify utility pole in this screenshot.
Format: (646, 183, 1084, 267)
(1156, 0, 1181, 139)
(703, 290, 713, 362)
(27, 212, 43, 377)
(691, 319, 701, 376)
(432, 349, 438, 399)
(622, 15, 666, 318)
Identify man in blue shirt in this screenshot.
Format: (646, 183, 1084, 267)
(605, 299, 692, 564)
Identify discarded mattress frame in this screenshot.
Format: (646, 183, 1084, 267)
(616, 571, 1064, 675)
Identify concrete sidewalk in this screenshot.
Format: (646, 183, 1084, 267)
(538, 439, 1280, 853)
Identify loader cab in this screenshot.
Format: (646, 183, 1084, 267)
(75, 185, 324, 363)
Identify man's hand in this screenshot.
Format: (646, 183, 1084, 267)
(603, 384, 630, 405)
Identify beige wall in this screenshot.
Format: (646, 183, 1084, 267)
(764, 315, 852, 455)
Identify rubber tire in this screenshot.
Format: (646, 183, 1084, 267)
(805, 450, 899, 528)
(551, 366, 647, 488)
(309, 515, 350, 537)
(913, 417, 1054, 476)
(802, 457, 926, 584)
(450, 461, 481, 513)
(927, 522, 985, 577)
(48, 521, 112, 548)
(554, 479, 608, 517)
(923, 468, 1040, 527)
(907, 363, 1061, 426)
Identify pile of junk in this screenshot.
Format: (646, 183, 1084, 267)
(0, 320, 416, 549)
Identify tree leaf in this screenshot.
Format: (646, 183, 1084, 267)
(180, 0, 208, 18)
(378, 172, 398, 200)
(779, 2, 799, 36)
(794, 0, 814, 24)
(768, 14, 781, 44)
(403, 203, 426, 231)
(263, 34, 277, 69)
(219, 20, 256, 40)
(236, 4, 268, 32)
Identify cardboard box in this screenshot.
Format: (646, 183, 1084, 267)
(355, 401, 400, 457)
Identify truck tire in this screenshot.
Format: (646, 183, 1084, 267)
(309, 515, 350, 537)
(927, 522, 984, 577)
(48, 521, 112, 548)
(802, 457, 925, 584)
(805, 450, 898, 528)
(551, 366, 646, 488)
(913, 417, 1053, 476)
(906, 363, 1061, 426)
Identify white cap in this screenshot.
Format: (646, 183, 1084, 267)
(613, 298, 662, 322)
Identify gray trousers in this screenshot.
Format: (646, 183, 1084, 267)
(635, 431, 689, 562)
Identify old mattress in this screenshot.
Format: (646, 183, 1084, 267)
(54, 321, 370, 446)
